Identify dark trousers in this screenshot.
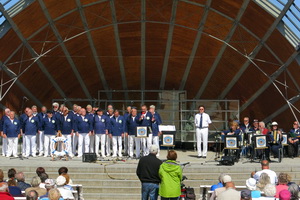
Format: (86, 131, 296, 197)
(161, 197, 178, 200)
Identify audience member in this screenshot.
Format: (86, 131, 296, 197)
(39, 179, 64, 200)
(16, 172, 31, 191)
(58, 167, 73, 184)
(7, 168, 16, 181)
(240, 190, 251, 200)
(256, 173, 271, 191)
(218, 182, 240, 200)
(26, 190, 38, 200)
(25, 176, 47, 197)
(159, 150, 182, 200)
(263, 184, 276, 198)
(253, 160, 277, 185)
(279, 189, 291, 200)
(246, 178, 261, 198)
(39, 173, 49, 189)
(136, 145, 162, 200)
(0, 182, 14, 200)
(0, 169, 4, 182)
(56, 176, 74, 199)
(48, 188, 62, 200)
(60, 173, 73, 190)
(211, 173, 225, 191)
(7, 180, 22, 196)
(275, 173, 289, 198)
(288, 183, 299, 200)
(36, 167, 46, 177)
(210, 175, 232, 200)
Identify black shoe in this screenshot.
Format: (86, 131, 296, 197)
(197, 156, 202, 158)
(203, 156, 207, 159)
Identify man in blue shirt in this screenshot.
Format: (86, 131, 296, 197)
(93, 109, 109, 157)
(149, 105, 162, 157)
(110, 110, 125, 157)
(59, 107, 74, 157)
(137, 105, 153, 156)
(3, 111, 20, 158)
(23, 109, 39, 157)
(20, 107, 30, 157)
(210, 174, 225, 191)
(37, 106, 47, 156)
(1, 108, 11, 157)
(123, 106, 132, 156)
(74, 108, 93, 158)
(41, 111, 59, 157)
(125, 107, 140, 158)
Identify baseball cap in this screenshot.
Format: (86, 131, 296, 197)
(56, 176, 66, 186)
(279, 190, 291, 200)
(222, 175, 231, 183)
(246, 178, 257, 190)
(150, 145, 158, 154)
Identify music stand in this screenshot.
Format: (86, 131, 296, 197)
(253, 135, 268, 161)
(159, 125, 176, 150)
(223, 135, 239, 162)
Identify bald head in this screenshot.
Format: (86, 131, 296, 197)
(225, 182, 235, 189)
(261, 160, 269, 169)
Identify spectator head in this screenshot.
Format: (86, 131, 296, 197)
(0, 169, 4, 182)
(250, 171, 256, 178)
(15, 172, 26, 182)
(279, 190, 291, 200)
(0, 182, 9, 192)
(58, 167, 68, 175)
(263, 184, 276, 197)
(44, 179, 55, 191)
(241, 190, 252, 200)
(278, 173, 290, 185)
(39, 173, 49, 183)
(48, 188, 61, 200)
(149, 145, 158, 155)
(8, 168, 16, 180)
(261, 160, 269, 169)
(56, 176, 67, 186)
(7, 179, 17, 186)
(218, 173, 225, 183)
(246, 178, 257, 191)
(31, 176, 41, 187)
(26, 190, 38, 200)
(288, 183, 299, 200)
(257, 173, 271, 191)
(36, 167, 45, 177)
(222, 175, 232, 185)
(61, 173, 70, 185)
(225, 182, 235, 189)
(167, 150, 177, 161)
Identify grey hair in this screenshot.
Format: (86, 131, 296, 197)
(52, 102, 59, 107)
(150, 105, 155, 109)
(0, 182, 8, 192)
(263, 184, 276, 197)
(26, 190, 38, 200)
(31, 176, 41, 187)
(288, 183, 300, 199)
(16, 172, 25, 182)
(256, 173, 271, 191)
(218, 173, 225, 182)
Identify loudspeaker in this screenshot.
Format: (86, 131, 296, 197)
(219, 156, 235, 166)
(82, 153, 97, 162)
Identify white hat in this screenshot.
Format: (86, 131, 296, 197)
(222, 175, 232, 183)
(45, 179, 55, 188)
(56, 176, 66, 186)
(150, 145, 158, 154)
(246, 178, 257, 190)
(271, 122, 278, 126)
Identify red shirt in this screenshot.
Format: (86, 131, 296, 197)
(0, 192, 14, 200)
(260, 128, 269, 135)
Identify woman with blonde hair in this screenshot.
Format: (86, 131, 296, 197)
(275, 173, 290, 198)
(256, 173, 271, 191)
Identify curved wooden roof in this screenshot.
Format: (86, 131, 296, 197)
(0, 0, 299, 129)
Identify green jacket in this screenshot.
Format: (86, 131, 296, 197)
(159, 160, 182, 198)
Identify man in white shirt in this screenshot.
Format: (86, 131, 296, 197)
(253, 160, 278, 185)
(194, 105, 212, 158)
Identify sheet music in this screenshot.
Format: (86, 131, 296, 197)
(159, 125, 176, 132)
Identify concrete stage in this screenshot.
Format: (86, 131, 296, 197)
(1, 150, 300, 200)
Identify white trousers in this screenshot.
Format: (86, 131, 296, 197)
(196, 128, 208, 156)
(135, 137, 141, 158)
(72, 134, 78, 155)
(78, 133, 90, 157)
(44, 135, 55, 156)
(124, 135, 128, 155)
(64, 135, 73, 156)
(152, 135, 160, 154)
(106, 135, 111, 156)
(38, 131, 44, 153)
(128, 135, 135, 157)
(22, 135, 26, 155)
(89, 135, 95, 153)
(112, 136, 122, 156)
(95, 134, 106, 156)
(144, 133, 153, 156)
(7, 137, 18, 157)
(2, 137, 7, 156)
(25, 135, 36, 157)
